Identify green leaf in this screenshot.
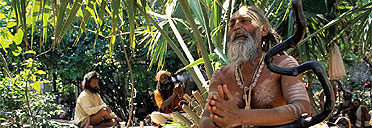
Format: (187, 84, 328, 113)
(77, 8, 84, 17)
(42, 80, 50, 83)
(97, 0, 107, 24)
(189, 0, 214, 51)
(30, 0, 39, 49)
(31, 74, 36, 82)
(73, 4, 92, 45)
(36, 70, 46, 75)
(338, 6, 353, 10)
(109, 0, 120, 56)
(136, 3, 205, 92)
(167, 13, 208, 84)
(128, 0, 136, 52)
(25, 50, 36, 54)
(178, 0, 213, 79)
(42, 13, 49, 45)
(55, 0, 69, 45)
(32, 81, 41, 91)
(302, 1, 367, 43)
(84, 0, 98, 23)
(11, 46, 22, 56)
(6, 22, 17, 28)
(214, 47, 229, 63)
(59, 0, 83, 42)
(176, 54, 217, 73)
(0, 13, 5, 19)
(94, 0, 107, 47)
(0, 39, 12, 49)
(14, 29, 24, 45)
(189, 0, 205, 28)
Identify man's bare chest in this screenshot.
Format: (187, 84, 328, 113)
(222, 71, 285, 109)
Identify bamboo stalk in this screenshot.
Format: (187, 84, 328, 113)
(172, 112, 193, 128)
(199, 1, 214, 53)
(128, 0, 136, 53)
(182, 94, 200, 114)
(190, 100, 199, 109)
(135, 3, 206, 93)
(193, 106, 203, 116)
(177, 0, 214, 79)
(222, 0, 236, 54)
(193, 91, 206, 108)
(166, 10, 208, 92)
(182, 105, 200, 125)
(183, 94, 193, 103)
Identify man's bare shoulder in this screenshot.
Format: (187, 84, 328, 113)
(209, 64, 234, 89)
(272, 55, 299, 67)
(214, 64, 234, 77)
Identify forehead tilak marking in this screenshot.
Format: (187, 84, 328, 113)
(238, 7, 259, 20)
(244, 10, 260, 22)
(232, 8, 262, 27)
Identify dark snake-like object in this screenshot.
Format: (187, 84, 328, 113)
(260, 0, 335, 127)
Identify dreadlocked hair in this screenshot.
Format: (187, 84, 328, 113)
(262, 27, 283, 53)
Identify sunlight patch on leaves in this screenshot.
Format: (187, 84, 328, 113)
(36, 70, 46, 75)
(0, 13, 5, 19)
(11, 46, 22, 56)
(32, 81, 41, 91)
(6, 22, 17, 28)
(13, 29, 24, 45)
(25, 50, 36, 54)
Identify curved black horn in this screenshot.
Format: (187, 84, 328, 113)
(260, 0, 335, 127)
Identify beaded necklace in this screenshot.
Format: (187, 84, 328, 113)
(234, 56, 264, 128)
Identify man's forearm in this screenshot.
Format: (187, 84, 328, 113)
(239, 104, 307, 126)
(160, 94, 176, 109)
(200, 117, 219, 128)
(84, 104, 107, 115)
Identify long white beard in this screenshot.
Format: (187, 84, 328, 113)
(228, 29, 259, 64)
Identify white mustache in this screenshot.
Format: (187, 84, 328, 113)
(228, 29, 258, 64)
(230, 29, 250, 41)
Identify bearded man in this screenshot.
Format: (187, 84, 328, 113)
(351, 99, 371, 128)
(151, 70, 184, 125)
(200, 5, 311, 127)
(73, 71, 122, 127)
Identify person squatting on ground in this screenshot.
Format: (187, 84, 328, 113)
(73, 71, 122, 128)
(200, 5, 311, 128)
(351, 99, 371, 128)
(151, 71, 184, 125)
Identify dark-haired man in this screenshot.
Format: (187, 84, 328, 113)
(73, 71, 122, 127)
(352, 99, 371, 128)
(151, 70, 184, 125)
